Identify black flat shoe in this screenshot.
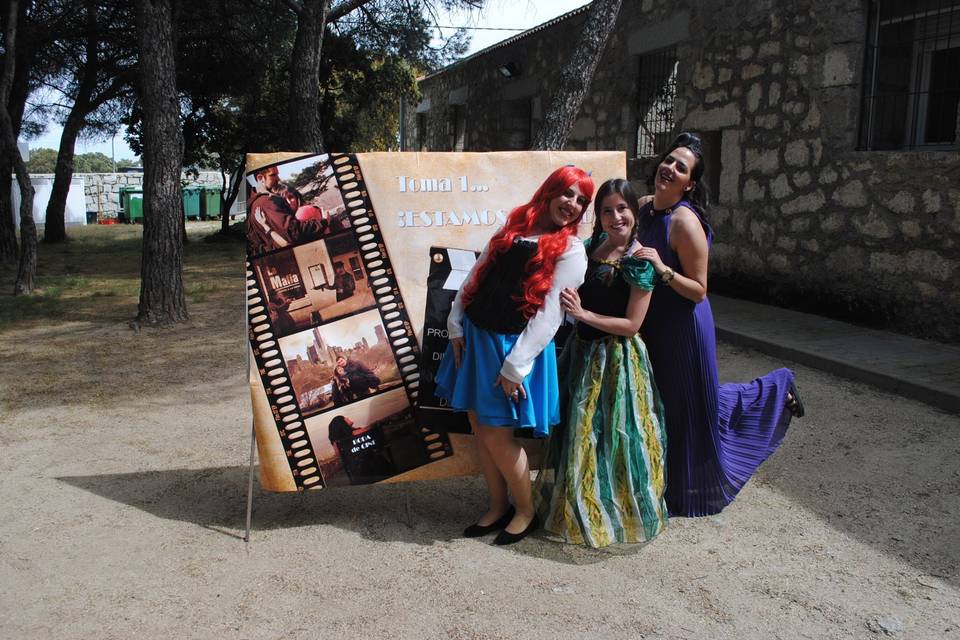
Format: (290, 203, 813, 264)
(787, 380, 805, 418)
(492, 514, 540, 546)
(463, 506, 515, 538)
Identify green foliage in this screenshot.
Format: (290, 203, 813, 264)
(122, 0, 479, 165)
(25, 148, 58, 173)
(320, 34, 421, 152)
(26, 148, 139, 173)
(74, 153, 115, 173)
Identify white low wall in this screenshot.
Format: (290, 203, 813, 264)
(11, 176, 87, 226)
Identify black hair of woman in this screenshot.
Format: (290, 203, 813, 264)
(648, 131, 711, 219)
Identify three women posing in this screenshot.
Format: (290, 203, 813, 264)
(437, 137, 803, 546)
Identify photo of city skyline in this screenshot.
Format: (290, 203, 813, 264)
(278, 308, 403, 416)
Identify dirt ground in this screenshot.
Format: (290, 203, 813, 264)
(0, 224, 958, 639)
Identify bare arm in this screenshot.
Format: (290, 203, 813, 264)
(633, 206, 708, 303)
(668, 208, 709, 302)
(561, 284, 651, 336)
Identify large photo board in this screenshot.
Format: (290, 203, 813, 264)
(247, 151, 626, 491)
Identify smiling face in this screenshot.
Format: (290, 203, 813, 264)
(543, 183, 590, 230)
(598, 193, 636, 241)
(655, 146, 698, 199)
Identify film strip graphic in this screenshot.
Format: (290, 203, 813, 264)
(246, 266, 324, 490)
(328, 153, 423, 405)
(328, 154, 451, 467)
(245, 153, 448, 491)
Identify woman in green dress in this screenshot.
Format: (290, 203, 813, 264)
(535, 178, 668, 548)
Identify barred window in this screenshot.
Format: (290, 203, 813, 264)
(860, 1, 960, 150)
(416, 113, 427, 151)
(449, 106, 466, 151)
(636, 46, 679, 157)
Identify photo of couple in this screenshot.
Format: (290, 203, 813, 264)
(246, 157, 352, 257)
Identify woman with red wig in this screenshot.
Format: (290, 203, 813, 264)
(434, 165, 594, 545)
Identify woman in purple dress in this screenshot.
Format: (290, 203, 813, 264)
(634, 132, 805, 517)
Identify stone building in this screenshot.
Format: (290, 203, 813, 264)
(401, 0, 960, 341)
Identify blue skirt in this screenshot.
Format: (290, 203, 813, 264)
(434, 316, 560, 438)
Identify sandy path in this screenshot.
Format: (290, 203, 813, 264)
(1, 293, 958, 639)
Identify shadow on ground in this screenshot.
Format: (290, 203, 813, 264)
(57, 467, 486, 544)
(55, 466, 634, 565)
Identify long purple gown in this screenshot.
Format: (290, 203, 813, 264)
(639, 200, 795, 517)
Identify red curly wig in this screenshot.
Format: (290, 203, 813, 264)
(461, 165, 594, 319)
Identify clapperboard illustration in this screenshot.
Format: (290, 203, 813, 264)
(416, 246, 478, 434)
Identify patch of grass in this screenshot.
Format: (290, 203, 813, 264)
(0, 221, 247, 331)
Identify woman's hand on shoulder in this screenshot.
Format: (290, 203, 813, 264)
(632, 244, 666, 273)
(637, 194, 654, 207)
(559, 287, 586, 321)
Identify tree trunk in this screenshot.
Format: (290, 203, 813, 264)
(0, 157, 17, 263)
(11, 167, 36, 294)
(219, 158, 243, 233)
(0, 0, 32, 263)
(43, 109, 85, 243)
(45, 0, 100, 244)
(532, 0, 623, 150)
(0, 0, 37, 293)
(287, 0, 329, 152)
(134, 0, 187, 324)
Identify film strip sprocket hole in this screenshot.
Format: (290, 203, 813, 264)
(330, 153, 448, 463)
(247, 266, 324, 490)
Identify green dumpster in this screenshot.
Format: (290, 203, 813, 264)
(182, 187, 202, 220)
(119, 187, 144, 223)
(118, 186, 132, 222)
(129, 193, 143, 222)
(201, 187, 222, 220)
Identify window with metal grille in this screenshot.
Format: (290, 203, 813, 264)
(449, 105, 466, 151)
(636, 46, 679, 157)
(860, 1, 960, 150)
(416, 113, 427, 151)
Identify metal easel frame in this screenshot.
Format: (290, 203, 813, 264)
(244, 294, 256, 544)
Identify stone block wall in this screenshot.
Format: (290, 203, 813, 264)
(673, 0, 960, 341)
(407, 0, 960, 341)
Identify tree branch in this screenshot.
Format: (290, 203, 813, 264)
(327, 0, 372, 23)
(279, 0, 304, 16)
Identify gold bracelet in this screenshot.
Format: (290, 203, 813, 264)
(661, 267, 675, 284)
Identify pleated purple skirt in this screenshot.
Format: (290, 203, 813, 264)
(641, 295, 795, 517)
